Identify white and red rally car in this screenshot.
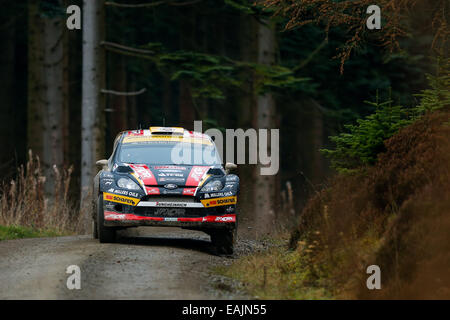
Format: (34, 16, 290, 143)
(92, 127, 239, 254)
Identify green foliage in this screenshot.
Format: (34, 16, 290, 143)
(39, 0, 66, 18)
(159, 51, 240, 99)
(224, 0, 255, 14)
(153, 47, 310, 100)
(321, 94, 412, 171)
(415, 58, 450, 113)
(248, 63, 311, 94)
(321, 59, 450, 172)
(0, 225, 61, 241)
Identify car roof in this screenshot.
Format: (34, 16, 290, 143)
(119, 127, 213, 146)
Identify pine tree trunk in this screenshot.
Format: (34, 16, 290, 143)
(67, 9, 83, 199)
(27, 1, 45, 163)
(110, 54, 128, 135)
(28, 0, 66, 194)
(42, 13, 66, 193)
(0, 9, 16, 168)
(178, 6, 196, 130)
(128, 74, 138, 128)
(253, 19, 278, 235)
(162, 74, 172, 124)
(237, 14, 258, 236)
(81, 0, 106, 223)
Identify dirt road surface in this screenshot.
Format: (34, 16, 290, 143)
(0, 228, 250, 299)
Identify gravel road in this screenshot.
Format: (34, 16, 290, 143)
(0, 227, 257, 300)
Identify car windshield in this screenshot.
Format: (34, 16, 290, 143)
(117, 142, 222, 166)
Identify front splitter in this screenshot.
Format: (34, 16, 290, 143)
(103, 211, 236, 229)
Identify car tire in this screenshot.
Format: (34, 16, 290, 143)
(92, 220, 98, 239)
(97, 194, 116, 243)
(211, 228, 236, 255)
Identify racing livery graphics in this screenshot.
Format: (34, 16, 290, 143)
(201, 196, 237, 207)
(93, 127, 239, 254)
(103, 192, 140, 206)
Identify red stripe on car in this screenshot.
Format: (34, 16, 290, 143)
(146, 187, 160, 195)
(182, 188, 196, 196)
(104, 211, 236, 223)
(185, 166, 209, 187)
(127, 130, 144, 136)
(129, 164, 158, 185)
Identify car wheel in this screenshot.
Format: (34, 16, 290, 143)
(97, 194, 116, 243)
(92, 220, 98, 239)
(91, 195, 99, 239)
(211, 228, 236, 255)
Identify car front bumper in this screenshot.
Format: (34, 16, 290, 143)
(102, 198, 237, 229)
(103, 211, 236, 229)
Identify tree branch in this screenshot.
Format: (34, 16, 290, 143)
(103, 46, 155, 61)
(104, 0, 203, 8)
(105, 1, 167, 8)
(101, 41, 154, 54)
(101, 88, 147, 96)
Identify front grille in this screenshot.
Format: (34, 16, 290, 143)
(133, 207, 204, 218)
(142, 196, 196, 203)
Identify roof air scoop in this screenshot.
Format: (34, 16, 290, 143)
(207, 167, 225, 176)
(116, 165, 133, 173)
(149, 127, 184, 135)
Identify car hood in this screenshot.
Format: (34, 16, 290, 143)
(124, 163, 213, 187)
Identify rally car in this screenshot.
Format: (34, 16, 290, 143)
(92, 127, 239, 254)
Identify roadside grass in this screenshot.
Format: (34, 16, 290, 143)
(0, 225, 65, 241)
(214, 235, 336, 300)
(0, 150, 85, 236)
(215, 245, 334, 299)
(218, 108, 450, 299)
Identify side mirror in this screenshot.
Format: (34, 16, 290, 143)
(96, 159, 108, 169)
(225, 162, 237, 173)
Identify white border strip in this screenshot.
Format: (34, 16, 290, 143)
(137, 201, 204, 208)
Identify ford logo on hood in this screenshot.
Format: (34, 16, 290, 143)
(164, 184, 178, 190)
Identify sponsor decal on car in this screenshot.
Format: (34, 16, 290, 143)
(161, 189, 182, 195)
(146, 187, 160, 195)
(225, 206, 235, 213)
(164, 217, 178, 222)
(203, 191, 233, 198)
(129, 164, 157, 185)
(155, 202, 188, 207)
(186, 166, 209, 186)
(215, 216, 235, 222)
(104, 212, 126, 220)
(201, 214, 236, 223)
(127, 129, 144, 136)
(103, 192, 140, 206)
(160, 173, 183, 177)
(104, 211, 236, 223)
(153, 166, 187, 170)
(158, 170, 184, 174)
(107, 188, 139, 198)
(149, 126, 184, 134)
(226, 175, 239, 182)
(182, 188, 196, 196)
(103, 172, 114, 178)
(122, 135, 212, 145)
(154, 208, 186, 217)
(159, 177, 185, 182)
(201, 196, 237, 207)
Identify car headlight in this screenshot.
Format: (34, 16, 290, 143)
(201, 180, 223, 192)
(117, 177, 141, 190)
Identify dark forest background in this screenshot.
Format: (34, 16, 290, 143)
(0, 0, 441, 234)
